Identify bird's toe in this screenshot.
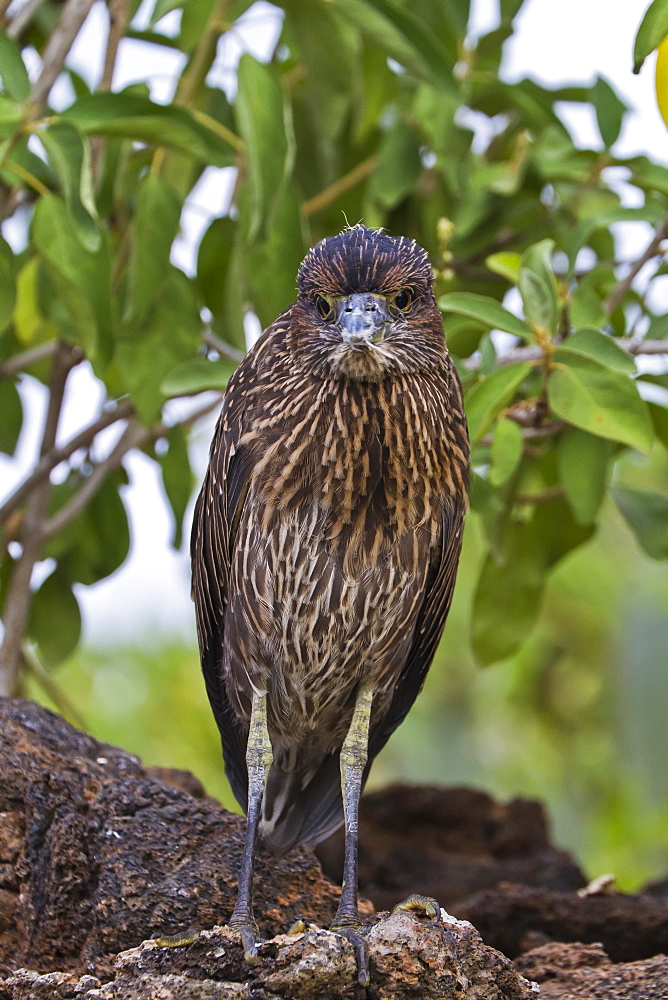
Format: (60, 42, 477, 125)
(331, 924, 371, 987)
(391, 893, 441, 921)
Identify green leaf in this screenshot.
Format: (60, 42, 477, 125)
(0, 30, 30, 102)
(613, 487, 668, 559)
(161, 356, 236, 395)
(158, 425, 192, 549)
(247, 181, 305, 327)
(472, 522, 545, 665)
(0, 379, 22, 455)
(591, 75, 627, 148)
(548, 357, 653, 452)
(439, 292, 531, 340)
(150, 0, 194, 26)
(519, 239, 559, 334)
(38, 122, 101, 251)
(333, 0, 456, 95)
(0, 93, 23, 141)
(28, 570, 81, 667)
(235, 55, 291, 243)
(31, 195, 114, 367)
(116, 267, 202, 422)
(368, 123, 422, 209)
(555, 328, 637, 374)
(126, 174, 182, 324)
(13, 257, 60, 347)
(0, 235, 16, 332)
(282, 0, 361, 162)
(633, 0, 668, 73)
(60, 93, 233, 167)
(473, 498, 593, 665)
(465, 362, 532, 445)
(519, 268, 556, 335)
(558, 428, 613, 525)
(45, 472, 131, 586)
(485, 251, 521, 283)
(197, 216, 235, 318)
(489, 417, 524, 486)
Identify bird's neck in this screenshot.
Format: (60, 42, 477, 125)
(249, 370, 469, 548)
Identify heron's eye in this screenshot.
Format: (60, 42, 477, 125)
(394, 289, 413, 311)
(315, 295, 332, 319)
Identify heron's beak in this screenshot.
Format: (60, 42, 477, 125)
(336, 293, 390, 345)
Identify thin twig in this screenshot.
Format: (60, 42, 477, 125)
(604, 216, 668, 315)
(42, 395, 222, 539)
(6, 0, 47, 39)
(479, 421, 565, 447)
(99, 0, 129, 91)
(90, 0, 130, 181)
(301, 156, 378, 218)
(20, 647, 88, 730)
(0, 341, 60, 380)
(463, 338, 668, 371)
(29, 0, 97, 112)
(515, 485, 565, 505)
(0, 398, 134, 525)
(42, 419, 145, 538)
(203, 329, 245, 362)
(0, 343, 75, 696)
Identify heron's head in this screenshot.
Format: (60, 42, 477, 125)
(291, 225, 447, 381)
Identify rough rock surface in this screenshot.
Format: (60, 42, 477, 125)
(456, 883, 668, 962)
(5, 914, 537, 1000)
(0, 698, 340, 977)
(2, 698, 668, 1000)
(515, 941, 668, 999)
(316, 783, 586, 911)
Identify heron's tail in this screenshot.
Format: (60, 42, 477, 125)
(259, 755, 348, 855)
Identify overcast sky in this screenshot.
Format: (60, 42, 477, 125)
(2, 0, 666, 647)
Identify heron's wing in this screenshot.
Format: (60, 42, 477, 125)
(263, 497, 467, 855)
(190, 354, 258, 811)
(367, 497, 467, 763)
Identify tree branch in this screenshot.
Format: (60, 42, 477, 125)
(6, 0, 48, 39)
(463, 338, 668, 371)
(99, 0, 129, 91)
(203, 329, 245, 362)
(0, 398, 134, 526)
(604, 216, 668, 315)
(42, 419, 145, 539)
(0, 343, 76, 697)
(0, 341, 60, 380)
(41, 395, 222, 540)
(301, 156, 378, 218)
(29, 0, 97, 113)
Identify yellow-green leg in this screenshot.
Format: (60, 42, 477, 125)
(229, 690, 273, 962)
(331, 683, 373, 986)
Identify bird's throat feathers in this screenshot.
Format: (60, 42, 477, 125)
(242, 367, 469, 555)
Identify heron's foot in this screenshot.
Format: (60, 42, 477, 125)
(229, 918, 262, 962)
(331, 923, 371, 987)
(391, 893, 441, 922)
(153, 929, 201, 948)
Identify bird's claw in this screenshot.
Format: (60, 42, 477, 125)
(153, 929, 200, 948)
(391, 893, 441, 922)
(229, 920, 261, 962)
(332, 924, 370, 987)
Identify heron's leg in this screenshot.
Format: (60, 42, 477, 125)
(331, 683, 373, 986)
(229, 689, 273, 962)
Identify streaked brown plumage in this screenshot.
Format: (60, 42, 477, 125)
(191, 224, 469, 976)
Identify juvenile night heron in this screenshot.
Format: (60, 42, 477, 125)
(191, 225, 470, 983)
